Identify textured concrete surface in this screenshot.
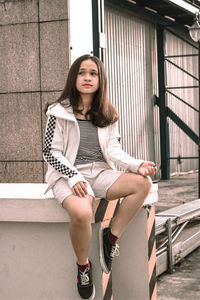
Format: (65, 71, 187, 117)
(156, 172, 200, 300)
(42, 91, 61, 131)
(40, 20, 69, 91)
(0, 162, 44, 183)
(0, 0, 69, 24)
(39, 0, 69, 21)
(0, 92, 44, 182)
(0, 23, 40, 93)
(155, 172, 198, 213)
(0, 0, 38, 25)
(157, 247, 200, 300)
(0, 93, 42, 161)
(0, 222, 103, 300)
(0, 0, 70, 182)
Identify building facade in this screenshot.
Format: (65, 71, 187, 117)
(0, 0, 199, 182)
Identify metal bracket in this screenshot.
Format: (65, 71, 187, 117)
(166, 218, 174, 273)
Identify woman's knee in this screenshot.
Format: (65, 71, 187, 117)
(135, 174, 152, 196)
(71, 209, 93, 225)
(62, 194, 93, 225)
(141, 175, 152, 196)
(65, 199, 93, 225)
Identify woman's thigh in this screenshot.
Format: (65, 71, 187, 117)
(53, 178, 94, 221)
(106, 172, 152, 200)
(53, 177, 94, 205)
(62, 194, 94, 221)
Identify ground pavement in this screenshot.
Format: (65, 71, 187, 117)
(155, 171, 199, 300)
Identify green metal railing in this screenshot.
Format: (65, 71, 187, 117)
(157, 26, 199, 180)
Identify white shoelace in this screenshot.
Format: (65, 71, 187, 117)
(110, 243, 120, 258)
(79, 267, 90, 286)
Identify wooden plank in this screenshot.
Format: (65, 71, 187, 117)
(155, 216, 177, 235)
(155, 199, 200, 235)
(156, 223, 200, 276)
(156, 199, 200, 218)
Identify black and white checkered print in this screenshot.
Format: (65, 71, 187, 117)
(43, 115, 78, 178)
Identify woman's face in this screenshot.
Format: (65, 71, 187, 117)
(76, 59, 99, 97)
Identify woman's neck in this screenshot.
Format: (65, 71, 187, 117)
(78, 94, 93, 114)
(74, 95, 92, 120)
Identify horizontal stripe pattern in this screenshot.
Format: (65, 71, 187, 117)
(75, 119, 105, 164)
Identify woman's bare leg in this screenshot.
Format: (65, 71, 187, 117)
(106, 173, 152, 238)
(62, 194, 93, 265)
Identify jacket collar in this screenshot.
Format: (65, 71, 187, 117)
(47, 103, 76, 122)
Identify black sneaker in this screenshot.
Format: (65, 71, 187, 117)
(99, 227, 120, 274)
(77, 261, 95, 300)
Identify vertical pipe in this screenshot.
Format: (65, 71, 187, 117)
(198, 41, 200, 198)
(92, 0, 100, 58)
(92, 0, 104, 60)
(157, 25, 170, 179)
(99, 0, 105, 61)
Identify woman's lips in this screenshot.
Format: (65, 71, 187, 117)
(83, 83, 92, 87)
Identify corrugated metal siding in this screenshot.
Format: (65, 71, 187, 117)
(104, 4, 159, 165)
(165, 31, 198, 173)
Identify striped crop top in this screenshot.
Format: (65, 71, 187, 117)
(75, 119, 105, 165)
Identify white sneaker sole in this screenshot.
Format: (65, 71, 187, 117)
(99, 227, 110, 274)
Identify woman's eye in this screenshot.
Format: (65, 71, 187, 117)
(78, 71, 98, 76)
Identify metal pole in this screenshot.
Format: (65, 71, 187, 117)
(92, 0, 100, 58)
(198, 43, 200, 197)
(166, 218, 173, 274)
(157, 25, 170, 180)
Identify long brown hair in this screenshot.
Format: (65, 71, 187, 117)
(47, 54, 118, 128)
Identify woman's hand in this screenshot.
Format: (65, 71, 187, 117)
(72, 181, 88, 197)
(138, 161, 157, 177)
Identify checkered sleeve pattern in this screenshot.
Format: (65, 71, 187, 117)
(43, 115, 78, 178)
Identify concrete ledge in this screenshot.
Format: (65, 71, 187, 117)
(0, 184, 68, 223)
(0, 183, 158, 223)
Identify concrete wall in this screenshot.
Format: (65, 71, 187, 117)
(0, 183, 158, 300)
(0, 0, 70, 183)
(0, 221, 103, 300)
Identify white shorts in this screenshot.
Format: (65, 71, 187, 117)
(52, 161, 124, 204)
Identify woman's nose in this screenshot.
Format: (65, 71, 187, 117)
(84, 73, 91, 80)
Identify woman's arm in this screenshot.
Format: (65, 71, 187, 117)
(107, 122, 156, 176)
(43, 115, 86, 189)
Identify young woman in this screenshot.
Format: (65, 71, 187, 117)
(43, 54, 156, 300)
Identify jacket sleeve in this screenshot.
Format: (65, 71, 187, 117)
(43, 115, 86, 188)
(107, 122, 144, 173)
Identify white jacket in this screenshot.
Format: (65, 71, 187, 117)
(43, 103, 144, 191)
